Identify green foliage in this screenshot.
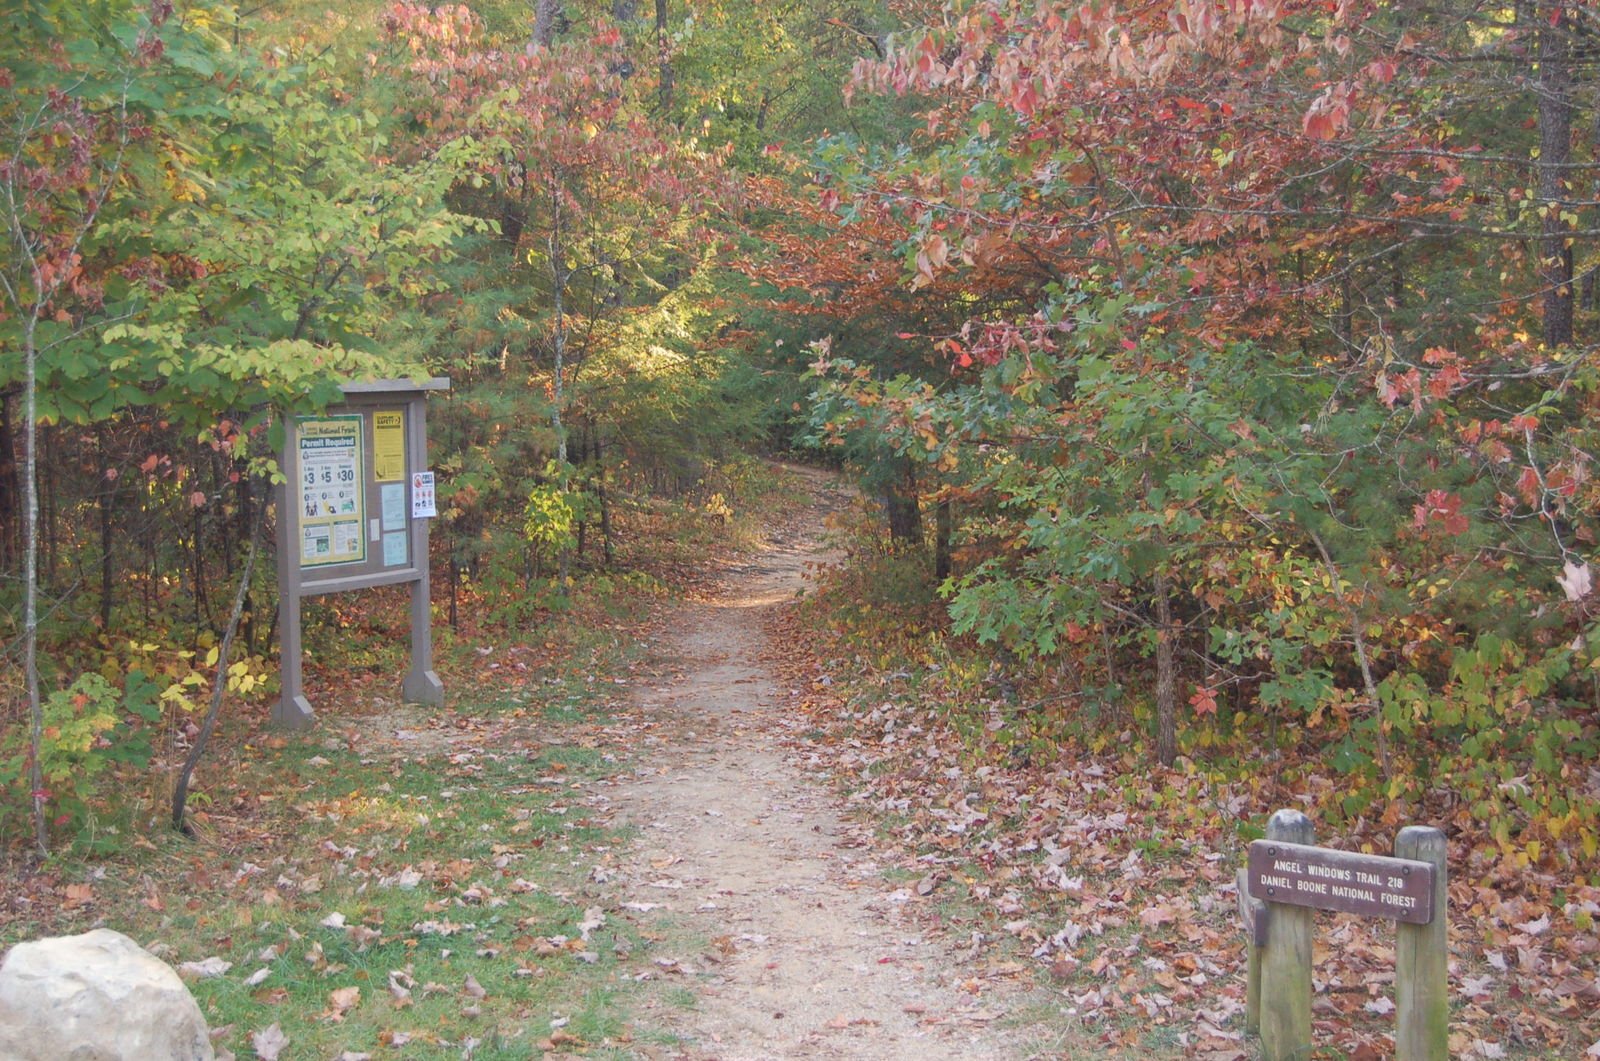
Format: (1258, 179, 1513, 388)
(801, 224, 1600, 854)
(658, 0, 906, 169)
(0, 673, 155, 844)
(524, 478, 582, 569)
(1, 0, 483, 432)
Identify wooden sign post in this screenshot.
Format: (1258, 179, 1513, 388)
(1241, 809, 1448, 1061)
(1258, 810, 1314, 1059)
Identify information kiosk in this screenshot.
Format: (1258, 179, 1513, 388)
(273, 378, 448, 728)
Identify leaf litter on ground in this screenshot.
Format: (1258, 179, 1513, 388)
(762, 520, 1600, 1059)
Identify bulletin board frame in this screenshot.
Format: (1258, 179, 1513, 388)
(273, 378, 449, 728)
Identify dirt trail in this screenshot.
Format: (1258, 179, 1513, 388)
(601, 468, 1046, 1060)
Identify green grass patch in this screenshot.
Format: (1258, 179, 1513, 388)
(0, 571, 695, 1059)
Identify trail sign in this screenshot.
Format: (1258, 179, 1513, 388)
(1247, 839, 1435, 924)
(1239, 811, 1449, 1061)
(274, 378, 449, 728)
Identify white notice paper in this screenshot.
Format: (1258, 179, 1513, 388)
(381, 482, 406, 531)
(411, 471, 437, 519)
(382, 530, 408, 567)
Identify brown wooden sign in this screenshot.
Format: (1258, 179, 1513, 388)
(1247, 839, 1435, 925)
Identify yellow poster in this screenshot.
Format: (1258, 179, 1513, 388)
(296, 416, 365, 568)
(372, 410, 406, 481)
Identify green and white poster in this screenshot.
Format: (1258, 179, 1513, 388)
(297, 415, 365, 567)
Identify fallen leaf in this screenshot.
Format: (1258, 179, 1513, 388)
(250, 1023, 288, 1061)
(1514, 913, 1550, 936)
(1139, 904, 1177, 928)
(178, 957, 232, 979)
(325, 985, 360, 1020)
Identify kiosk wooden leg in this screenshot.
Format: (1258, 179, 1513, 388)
(402, 574, 443, 705)
(272, 587, 315, 729)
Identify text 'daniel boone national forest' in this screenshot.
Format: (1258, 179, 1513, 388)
(1246, 839, 1435, 925)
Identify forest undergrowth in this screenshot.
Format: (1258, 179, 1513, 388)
(766, 496, 1600, 1060)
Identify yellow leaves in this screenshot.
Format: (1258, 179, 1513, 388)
(51, 710, 117, 757)
(228, 660, 265, 696)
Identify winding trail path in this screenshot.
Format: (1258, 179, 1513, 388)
(600, 468, 1044, 1060)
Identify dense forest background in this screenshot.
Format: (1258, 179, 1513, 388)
(4, 0, 1600, 891)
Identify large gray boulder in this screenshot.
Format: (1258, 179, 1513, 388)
(0, 928, 214, 1061)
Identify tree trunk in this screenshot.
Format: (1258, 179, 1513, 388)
(883, 460, 921, 546)
(238, 469, 256, 654)
(40, 424, 56, 585)
(448, 531, 460, 632)
(191, 503, 207, 627)
(1334, 250, 1355, 358)
(1311, 532, 1394, 781)
(548, 174, 572, 585)
(1538, 2, 1575, 347)
(549, 181, 568, 468)
(98, 426, 114, 632)
(172, 501, 267, 834)
(1154, 568, 1177, 766)
(533, 0, 561, 47)
(23, 317, 46, 855)
(655, 0, 673, 112)
(934, 494, 952, 581)
(0, 387, 18, 566)
(594, 428, 614, 565)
